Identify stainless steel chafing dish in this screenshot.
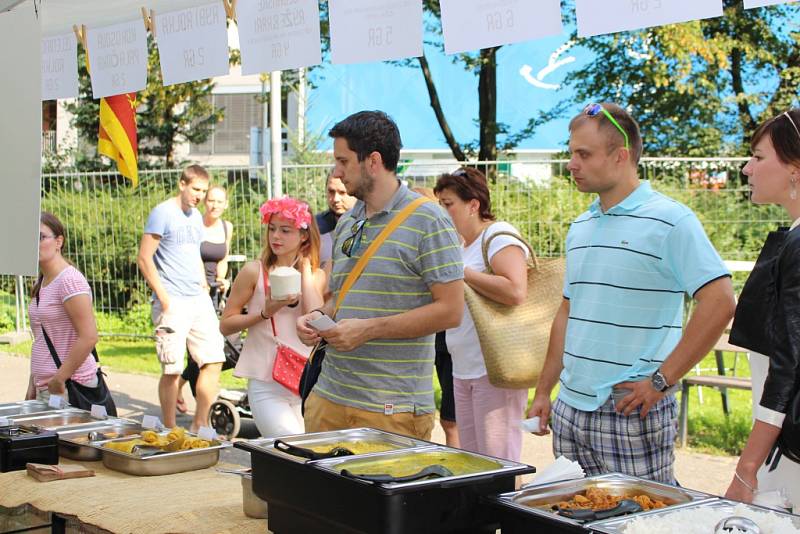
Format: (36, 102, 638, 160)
(94, 432, 230, 476)
(8, 409, 105, 428)
(236, 433, 535, 534)
(590, 497, 800, 534)
(243, 427, 432, 463)
(486, 473, 711, 533)
(57, 420, 144, 461)
(314, 445, 525, 488)
(0, 400, 53, 417)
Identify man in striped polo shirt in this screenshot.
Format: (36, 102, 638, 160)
(528, 103, 736, 483)
(297, 111, 464, 440)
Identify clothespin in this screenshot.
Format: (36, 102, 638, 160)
(141, 7, 156, 38)
(72, 24, 87, 50)
(223, 0, 237, 21)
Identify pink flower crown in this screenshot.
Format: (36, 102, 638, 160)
(259, 196, 312, 229)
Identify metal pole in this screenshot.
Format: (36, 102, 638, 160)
(270, 70, 283, 198)
(261, 74, 271, 199)
(297, 68, 306, 147)
(15, 275, 27, 332)
(14, 276, 21, 333)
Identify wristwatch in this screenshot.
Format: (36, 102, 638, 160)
(651, 369, 671, 392)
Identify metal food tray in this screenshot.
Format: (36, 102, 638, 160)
(244, 427, 433, 463)
(8, 409, 105, 428)
(313, 444, 533, 490)
(589, 497, 800, 534)
(96, 432, 230, 476)
(57, 420, 144, 461)
(490, 473, 710, 530)
(0, 400, 53, 417)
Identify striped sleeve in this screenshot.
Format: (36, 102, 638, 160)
(416, 206, 463, 286)
(59, 268, 92, 303)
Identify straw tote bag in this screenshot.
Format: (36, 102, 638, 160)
(464, 229, 566, 389)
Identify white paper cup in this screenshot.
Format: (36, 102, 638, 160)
(521, 416, 542, 433)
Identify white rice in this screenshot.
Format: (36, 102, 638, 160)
(621, 503, 800, 534)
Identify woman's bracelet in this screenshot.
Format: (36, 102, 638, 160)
(260, 309, 269, 320)
(734, 471, 756, 492)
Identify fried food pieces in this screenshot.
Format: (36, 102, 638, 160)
(102, 427, 212, 454)
(554, 487, 667, 512)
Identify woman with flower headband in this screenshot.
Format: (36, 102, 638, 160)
(220, 196, 326, 437)
(725, 108, 800, 511)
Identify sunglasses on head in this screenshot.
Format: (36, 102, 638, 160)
(341, 218, 367, 258)
(583, 103, 630, 150)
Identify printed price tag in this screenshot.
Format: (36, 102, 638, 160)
(237, 0, 322, 74)
(41, 32, 79, 100)
(575, 0, 723, 38)
(198, 426, 217, 441)
(86, 19, 148, 98)
(383, 403, 394, 416)
(142, 415, 163, 430)
(90, 404, 108, 419)
(329, 0, 422, 65)
(155, 2, 230, 86)
(48, 394, 65, 409)
(440, 0, 562, 55)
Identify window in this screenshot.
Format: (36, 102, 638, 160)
(191, 93, 262, 154)
(189, 93, 287, 154)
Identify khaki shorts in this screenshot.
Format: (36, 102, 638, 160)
(304, 392, 434, 440)
(152, 295, 225, 375)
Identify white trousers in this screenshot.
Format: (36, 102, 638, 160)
(247, 378, 304, 438)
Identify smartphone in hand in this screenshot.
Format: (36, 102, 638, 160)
(308, 314, 337, 331)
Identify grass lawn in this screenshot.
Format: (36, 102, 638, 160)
(4, 339, 751, 455)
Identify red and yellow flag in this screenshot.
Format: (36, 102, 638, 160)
(98, 93, 139, 187)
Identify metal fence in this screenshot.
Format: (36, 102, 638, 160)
(0, 157, 786, 336)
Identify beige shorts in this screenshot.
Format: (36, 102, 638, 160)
(152, 295, 225, 375)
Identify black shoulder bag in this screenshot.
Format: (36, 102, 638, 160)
(40, 327, 118, 416)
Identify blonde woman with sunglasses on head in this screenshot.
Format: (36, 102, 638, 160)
(726, 109, 800, 512)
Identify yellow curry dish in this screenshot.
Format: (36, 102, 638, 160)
(333, 451, 502, 478)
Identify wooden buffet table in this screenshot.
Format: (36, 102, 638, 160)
(0, 459, 267, 533)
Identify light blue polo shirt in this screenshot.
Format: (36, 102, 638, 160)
(558, 181, 729, 411)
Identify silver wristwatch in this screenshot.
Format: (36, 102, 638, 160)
(651, 369, 670, 392)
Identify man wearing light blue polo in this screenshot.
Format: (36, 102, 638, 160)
(528, 103, 736, 484)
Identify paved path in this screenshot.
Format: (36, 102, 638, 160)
(0, 351, 737, 495)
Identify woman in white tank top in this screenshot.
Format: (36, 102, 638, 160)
(220, 197, 326, 437)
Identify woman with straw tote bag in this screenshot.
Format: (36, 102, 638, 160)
(436, 167, 564, 461)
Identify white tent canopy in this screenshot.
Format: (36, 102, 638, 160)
(41, 0, 210, 36)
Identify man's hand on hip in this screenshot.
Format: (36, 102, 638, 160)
(614, 379, 665, 418)
(323, 318, 373, 352)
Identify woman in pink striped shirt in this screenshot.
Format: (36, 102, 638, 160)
(26, 212, 99, 401)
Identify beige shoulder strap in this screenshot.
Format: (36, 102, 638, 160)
(334, 196, 430, 315)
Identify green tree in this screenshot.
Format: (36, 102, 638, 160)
(64, 37, 223, 170)
(558, 0, 800, 158)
